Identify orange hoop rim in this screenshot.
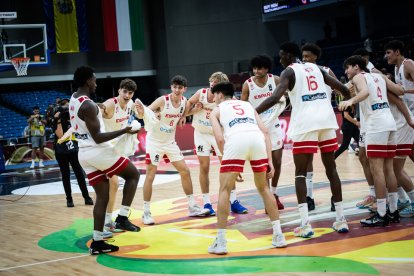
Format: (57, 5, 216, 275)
(11, 57, 31, 62)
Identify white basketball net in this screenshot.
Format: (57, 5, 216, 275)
(11, 57, 30, 76)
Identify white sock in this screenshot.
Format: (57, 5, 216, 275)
(298, 203, 309, 226)
(105, 213, 112, 224)
(306, 172, 314, 198)
(217, 229, 226, 240)
(143, 201, 151, 211)
(187, 194, 195, 207)
(334, 201, 345, 221)
(270, 186, 277, 195)
(271, 220, 282, 235)
(31, 160, 35, 164)
(406, 189, 414, 202)
(119, 205, 130, 217)
(388, 192, 398, 213)
(377, 198, 387, 216)
(230, 190, 237, 204)
(93, 230, 104, 241)
(369, 186, 376, 197)
(397, 187, 409, 202)
(202, 193, 211, 205)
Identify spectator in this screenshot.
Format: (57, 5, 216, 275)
(53, 98, 94, 207)
(27, 106, 46, 169)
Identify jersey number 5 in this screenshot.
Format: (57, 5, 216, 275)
(232, 105, 245, 115)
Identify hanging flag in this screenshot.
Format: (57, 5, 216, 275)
(43, 0, 89, 53)
(102, 0, 145, 51)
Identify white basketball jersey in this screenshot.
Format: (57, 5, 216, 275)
(247, 74, 285, 128)
(147, 94, 186, 143)
(192, 88, 216, 134)
(69, 95, 111, 149)
(359, 73, 396, 133)
(321, 66, 334, 101)
(389, 99, 411, 130)
(395, 59, 414, 102)
(103, 97, 134, 131)
(287, 62, 338, 136)
(219, 100, 260, 140)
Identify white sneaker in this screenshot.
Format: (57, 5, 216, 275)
(272, 233, 287, 248)
(208, 237, 227, 255)
(293, 224, 314, 238)
(39, 160, 44, 168)
(104, 221, 124, 233)
(333, 220, 349, 233)
(142, 210, 155, 225)
(103, 229, 113, 239)
(188, 204, 210, 217)
(30, 162, 35, 169)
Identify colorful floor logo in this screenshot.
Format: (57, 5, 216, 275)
(39, 184, 414, 274)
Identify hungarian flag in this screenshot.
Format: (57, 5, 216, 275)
(101, 0, 145, 51)
(44, 0, 89, 53)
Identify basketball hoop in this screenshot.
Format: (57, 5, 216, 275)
(11, 57, 30, 76)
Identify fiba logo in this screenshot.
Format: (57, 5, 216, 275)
(268, 84, 273, 91)
(56, 0, 73, 14)
(154, 154, 160, 162)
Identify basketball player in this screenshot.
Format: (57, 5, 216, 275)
(385, 40, 414, 163)
(256, 42, 351, 237)
(301, 43, 340, 211)
(241, 55, 286, 210)
(135, 75, 209, 225)
(208, 82, 286, 255)
(340, 55, 404, 226)
(184, 72, 247, 215)
(100, 78, 140, 232)
(388, 92, 414, 217)
(69, 66, 140, 255)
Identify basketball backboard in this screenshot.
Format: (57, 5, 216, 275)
(0, 24, 49, 72)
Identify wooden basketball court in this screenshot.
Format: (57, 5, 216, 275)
(1, 150, 414, 275)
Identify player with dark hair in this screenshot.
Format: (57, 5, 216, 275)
(69, 66, 141, 255)
(208, 82, 286, 254)
(241, 54, 286, 210)
(256, 42, 351, 237)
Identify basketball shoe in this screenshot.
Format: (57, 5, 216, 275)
(208, 238, 227, 255)
(89, 240, 119, 255)
(142, 210, 155, 225)
(400, 203, 414, 217)
(231, 200, 248, 214)
(360, 212, 389, 227)
(272, 234, 287, 248)
(188, 204, 210, 217)
(115, 215, 141, 232)
(293, 224, 314, 238)
(203, 203, 216, 216)
(356, 195, 376, 209)
(332, 220, 349, 233)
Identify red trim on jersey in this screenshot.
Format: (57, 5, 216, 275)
(103, 157, 130, 178)
(366, 144, 394, 158)
(202, 89, 207, 94)
(145, 153, 151, 165)
(247, 78, 252, 83)
(292, 141, 318, 154)
(318, 138, 338, 153)
(211, 146, 217, 156)
(250, 158, 268, 172)
(220, 159, 245, 173)
(163, 154, 171, 163)
(396, 144, 413, 156)
(87, 171, 107, 186)
(268, 74, 273, 78)
(78, 96, 89, 103)
(165, 95, 169, 101)
(113, 97, 118, 104)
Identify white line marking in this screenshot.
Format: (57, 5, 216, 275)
(167, 228, 239, 242)
(0, 254, 89, 271)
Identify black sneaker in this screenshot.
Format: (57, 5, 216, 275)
(115, 215, 141, 232)
(306, 196, 315, 211)
(89, 240, 119, 255)
(84, 197, 94, 205)
(67, 199, 74, 208)
(386, 209, 400, 223)
(331, 196, 335, 212)
(360, 212, 389, 227)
